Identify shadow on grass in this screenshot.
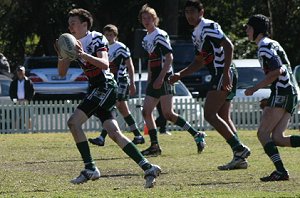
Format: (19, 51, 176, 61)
(24, 156, 128, 164)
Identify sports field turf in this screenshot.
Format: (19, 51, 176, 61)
(1, 130, 300, 197)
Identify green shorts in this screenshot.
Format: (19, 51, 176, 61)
(117, 77, 130, 101)
(146, 80, 175, 99)
(209, 67, 237, 101)
(267, 93, 298, 114)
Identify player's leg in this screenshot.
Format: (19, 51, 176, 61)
(117, 100, 144, 144)
(68, 107, 100, 184)
(102, 113, 161, 188)
(258, 107, 289, 181)
(141, 95, 161, 156)
(160, 94, 206, 153)
(217, 100, 251, 170)
(155, 101, 169, 134)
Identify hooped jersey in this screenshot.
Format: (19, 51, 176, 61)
(77, 31, 115, 89)
(258, 37, 298, 95)
(108, 41, 130, 80)
(142, 27, 173, 81)
(192, 18, 228, 75)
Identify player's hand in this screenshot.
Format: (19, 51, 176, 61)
(169, 73, 181, 85)
(222, 73, 232, 91)
(53, 39, 62, 58)
(129, 83, 136, 96)
(75, 40, 85, 58)
(153, 78, 163, 89)
(244, 87, 257, 96)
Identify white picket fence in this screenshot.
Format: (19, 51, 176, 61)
(0, 98, 299, 134)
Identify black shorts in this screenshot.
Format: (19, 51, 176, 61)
(209, 67, 237, 101)
(77, 87, 117, 123)
(146, 80, 175, 99)
(117, 77, 130, 101)
(267, 93, 298, 114)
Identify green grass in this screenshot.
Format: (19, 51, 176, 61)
(1, 130, 300, 197)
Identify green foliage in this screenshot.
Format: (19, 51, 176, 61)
(0, 0, 300, 69)
(1, 131, 300, 197)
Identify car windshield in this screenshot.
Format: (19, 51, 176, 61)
(237, 67, 267, 89)
(133, 81, 190, 98)
(0, 79, 11, 96)
(25, 57, 80, 69)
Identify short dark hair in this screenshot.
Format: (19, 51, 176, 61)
(103, 24, 118, 37)
(184, 0, 204, 11)
(68, 8, 93, 30)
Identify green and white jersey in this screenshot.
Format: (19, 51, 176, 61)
(142, 27, 173, 81)
(77, 31, 115, 89)
(108, 41, 130, 81)
(192, 18, 230, 75)
(258, 37, 298, 95)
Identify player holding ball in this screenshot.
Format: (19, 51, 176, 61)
(55, 8, 161, 188)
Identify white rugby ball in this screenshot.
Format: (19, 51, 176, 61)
(57, 33, 78, 60)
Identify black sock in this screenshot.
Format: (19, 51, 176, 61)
(264, 141, 286, 172)
(234, 131, 239, 140)
(76, 141, 95, 170)
(175, 115, 198, 136)
(123, 142, 152, 171)
(290, 135, 300, 147)
(148, 128, 158, 145)
(101, 129, 108, 139)
(226, 135, 243, 152)
(124, 115, 141, 136)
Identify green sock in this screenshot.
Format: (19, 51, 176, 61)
(76, 141, 95, 170)
(234, 132, 239, 140)
(101, 129, 108, 139)
(226, 135, 243, 151)
(124, 115, 141, 136)
(175, 115, 197, 136)
(122, 142, 152, 171)
(290, 135, 300, 147)
(148, 128, 158, 145)
(264, 141, 286, 172)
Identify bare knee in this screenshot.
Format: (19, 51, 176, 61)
(67, 116, 79, 129)
(257, 130, 270, 145)
(204, 111, 217, 123)
(271, 133, 284, 146)
(163, 112, 175, 121)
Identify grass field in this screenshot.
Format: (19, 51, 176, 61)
(1, 130, 300, 197)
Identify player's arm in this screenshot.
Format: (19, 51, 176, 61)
(58, 58, 71, 77)
(76, 41, 109, 70)
(125, 57, 136, 96)
(153, 52, 173, 89)
(220, 36, 234, 91)
(245, 68, 282, 96)
(169, 54, 204, 84)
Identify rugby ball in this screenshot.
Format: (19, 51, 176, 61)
(57, 33, 78, 60)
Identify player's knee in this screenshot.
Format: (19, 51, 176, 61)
(271, 133, 284, 145)
(67, 117, 78, 129)
(204, 112, 216, 123)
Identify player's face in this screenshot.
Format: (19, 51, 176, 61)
(104, 31, 116, 44)
(141, 13, 155, 31)
(185, 7, 202, 26)
(245, 25, 254, 41)
(17, 70, 25, 80)
(68, 16, 87, 39)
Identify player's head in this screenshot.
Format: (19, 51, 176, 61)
(246, 14, 269, 41)
(103, 24, 118, 44)
(184, 0, 204, 26)
(68, 8, 93, 38)
(139, 4, 159, 29)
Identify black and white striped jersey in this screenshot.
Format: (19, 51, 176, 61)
(108, 41, 130, 80)
(142, 27, 173, 80)
(258, 37, 298, 95)
(78, 31, 115, 89)
(192, 18, 227, 74)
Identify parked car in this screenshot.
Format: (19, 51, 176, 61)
(0, 74, 12, 103)
(24, 56, 88, 100)
(171, 39, 211, 98)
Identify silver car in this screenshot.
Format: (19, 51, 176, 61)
(24, 56, 88, 99)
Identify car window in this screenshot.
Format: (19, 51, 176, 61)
(25, 57, 80, 69)
(237, 67, 267, 89)
(0, 79, 11, 96)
